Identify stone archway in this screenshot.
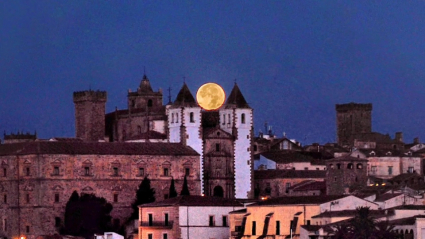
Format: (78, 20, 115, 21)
(213, 185, 224, 197)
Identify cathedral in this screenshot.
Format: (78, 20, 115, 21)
(73, 75, 254, 199)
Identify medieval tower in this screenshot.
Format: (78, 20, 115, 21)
(167, 83, 203, 189)
(336, 103, 372, 146)
(73, 90, 107, 141)
(219, 83, 253, 199)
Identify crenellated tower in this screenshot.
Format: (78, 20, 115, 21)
(73, 90, 107, 141)
(219, 83, 253, 199)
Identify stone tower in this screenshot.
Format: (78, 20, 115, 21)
(73, 90, 107, 141)
(167, 83, 203, 188)
(336, 103, 372, 146)
(325, 155, 368, 195)
(127, 74, 163, 111)
(219, 83, 253, 199)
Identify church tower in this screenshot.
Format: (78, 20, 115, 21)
(219, 83, 253, 199)
(167, 83, 203, 189)
(336, 103, 372, 146)
(73, 90, 107, 141)
(127, 74, 163, 111)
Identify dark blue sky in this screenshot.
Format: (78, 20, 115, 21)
(1, 1, 425, 145)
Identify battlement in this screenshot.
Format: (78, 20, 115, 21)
(335, 102, 372, 112)
(73, 90, 107, 102)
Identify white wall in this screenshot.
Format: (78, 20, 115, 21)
(320, 196, 378, 213)
(179, 205, 244, 239)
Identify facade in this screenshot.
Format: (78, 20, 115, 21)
(325, 155, 368, 195)
(0, 141, 200, 239)
(336, 103, 372, 146)
(138, 195, 243, 239)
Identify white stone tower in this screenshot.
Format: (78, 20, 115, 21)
(167, 83, 203, 190)
(219, 83, 253, 199)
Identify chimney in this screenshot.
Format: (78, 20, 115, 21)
(395, 132, 403, 143)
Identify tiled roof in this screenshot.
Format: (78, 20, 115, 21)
(138, 74, 154, 92)
(125, 131, 167, 140)
(203, 127, 233, 139)
(0, 142, 199, 156)
(171, 83, 198, 108)
(225, 83, 250, 109)
(248, 195, 347, 206)
(139, 195, 243, 207)
(374, 193, 403, 202)
(326, 155, 368, 162)
(260, 151, 316, 163)
(289, 180, 325, 191)
(254, 170, 326, 179)
(311, 209, 392, 218)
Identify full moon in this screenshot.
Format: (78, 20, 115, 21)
(196, 83, 226, 111)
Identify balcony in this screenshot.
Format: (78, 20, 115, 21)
(140, 221, 173, 229)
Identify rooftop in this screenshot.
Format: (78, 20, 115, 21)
(248, 195, 347, 206)
(0, 142, 199, 156)
(139, 195, 243, 207)
(254, 170, 326, 180)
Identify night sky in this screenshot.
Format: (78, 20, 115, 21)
(1, 1, 425, 145)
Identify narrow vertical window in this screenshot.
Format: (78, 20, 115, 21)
(222, 114, 225, 125)
(3, 168, 6, 177)
(26, 194, 30, 203)
(85, 167, 90, 176)
(138, 126, 142, 134)
(148, 234, 153, 239)
(176, 113, 179, 123)
(26, 167, 30, 176)
(190, 112, 194, 123)
(222, 216, 228, 226)
(276, 220, 280, 235)
(26, 226, 30, 233)
(163, 234, 167, 239)
(241, 113, 245, 124)
(3, 194, 7, 203)
(252, 221, 256, 235)
(185, 168, 190, 176)
(139, 167, 145, 176)
(163, 168, 169, 176)
(55, 193, 59, 203)
(148, 214, 153, 226)
(114, 194, 118, 203)
(171, 113, 174, 123)
(164, 213, 169, 226)
(4, 219, 7, 231)
(54, 166, 59, 175)
(147, 99, 153, 107)
(216, 143, 220, 152)
(113, 167, 119, 176)
(209, 215, 215, 226)
(55, 217, 61, 227)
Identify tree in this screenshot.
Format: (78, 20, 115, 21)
(169, 177, 178, 198)
(330, 207, 400, 239)
(180, 175, 190, 196)
(63, 191, 113, 239)
(130, 176, 155, 219)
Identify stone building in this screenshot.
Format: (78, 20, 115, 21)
(0, 141, 200, 239)
(336, 103, 372, 146)
(325, 155, 368, 195)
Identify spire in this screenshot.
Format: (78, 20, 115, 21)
(139, 74, 154, 92)
(225, 83, 250, 108)
(171, 83, 197, 108)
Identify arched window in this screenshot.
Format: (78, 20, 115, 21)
(329, 164, 334, 169)
(347, 163, 354, 169)
(337, 164, 341, 169)
(357, 163, 363, 169)
(241, 113, 246, 124)
(190, 112, 194, 123)
(147, 99, 153, 107)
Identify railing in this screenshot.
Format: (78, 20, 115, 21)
(140, 220, 173, 229)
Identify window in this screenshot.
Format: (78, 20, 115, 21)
(254, 145, 257, 151)
(26, 167, 30, 176)
(4, 194, 7, 203)
(347, 163, 353, 169)
(216, 143, 220, 152)
(357, 163, 363, 169)
(337, 164, 341, 169)
(408, 167, 414, 173)
(276, 220, 280, 235)
(55, 217, 61, 227)
(113, 167, 119, 176)
(26, 194, 30, 203)
(304, 167, 308, 170)
(148, 234, 153, 239)
(55, 193, 59, 203)
(114, 194, 118, 203)
(138, 126, 142, 134)
(26, 225, 30, 233)
(252, 221, 256, 235)
(139, 167, 145, 176)
(209, 215, 215, 226)
(176, 113, 179, 123)
(222, 216, 228, 226)
(334, 177, 337, 182)
(222, 114, 225, 125)
(190, 112, 194, 123)
(148, 214, 153, 226)
(241, 113, 245, 124)
(162, 234, 168, 239)
(171, 113, 174, 123)
(3, 168, 6, 177)
(388, 166, 393, 175)
(371, 166, 377, 174)
(147, 99, 153, 107)
(164, 213, 169, 226)
(185, 168, 190, 176)
(307, 220, 311, 225)
(163, 168, 169, 176)
(53, 166, 59, 175)
(84, 167, 90, 176)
